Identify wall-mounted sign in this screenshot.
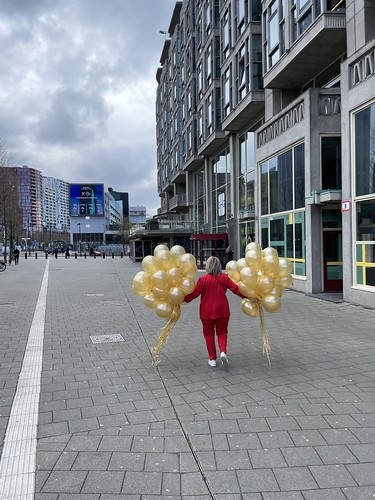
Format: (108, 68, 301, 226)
(341, 200, 351, 212)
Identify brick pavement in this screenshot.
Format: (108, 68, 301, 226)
(0, 255, 374, 499)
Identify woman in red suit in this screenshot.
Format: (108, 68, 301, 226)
(184, 256, 244, 368)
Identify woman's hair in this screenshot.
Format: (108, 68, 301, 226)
(205, 256, 222, 276)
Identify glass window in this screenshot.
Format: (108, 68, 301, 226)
(355, 105, 375, 197)
(356, 199, 375, 241)
(270, 149, 293, 213)
(261, 161, 269, 215)
(321, 136, 341, 190)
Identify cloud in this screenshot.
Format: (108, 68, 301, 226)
(0, 0, 175, 216)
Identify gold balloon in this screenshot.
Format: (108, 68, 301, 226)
(132, 284, 149, 297)
(143, 293, 157, 308)
(226, 261, 240, 282)
(236, 258, 247, 273)
(133, 271, 152, 292)
(245, 242, 262, 253)
(155, 301, 173, 318)
(170, 245, 186, 265)
(257, 274, 275, 296)
(238, 281, 257, 298)
(268, 285, 284, 297)
(241, 299, 259, 317)
(261, 253, 279, 276)
(168, 287, 185, 305)
(167, 267, 182, 287)
(240, 266, 258, 289)
(262, 294, 281, 313)
(155, 248, 172, 271)
(154, 244, 169, 256)
(179, 277, 196, 295)
(179, 253, 197, 274)
(262, 246, 279, 258)
(245, 249, 262, 271)
(184, 264, 198, 279)
(151, 269, 169, 290)
(276, 257, 293, 278)
(276, 275, 293, 288)
(142, 255, 159, 275)
(152, 287, 169, 300)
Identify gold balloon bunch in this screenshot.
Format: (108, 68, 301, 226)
(226, 242, 293, 367)
(132, 244, 197, 365)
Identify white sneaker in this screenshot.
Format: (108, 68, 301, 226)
(208, 359, 217, 367)
(220, 352, 229, 369)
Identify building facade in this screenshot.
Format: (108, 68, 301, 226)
(42, 176, 70, 232)
(156, 0, 375, 308)
(15, 165, 43, 238)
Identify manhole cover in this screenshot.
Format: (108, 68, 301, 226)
(90, 334, 125, 344)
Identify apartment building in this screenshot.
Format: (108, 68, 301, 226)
(42, 176, 70, 231)
(155, 0, 375, 308)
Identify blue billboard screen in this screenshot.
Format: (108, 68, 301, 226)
(70, 184, 104, 216)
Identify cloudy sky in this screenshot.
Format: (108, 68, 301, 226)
(0, 0, 176, 216)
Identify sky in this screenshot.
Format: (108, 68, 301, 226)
(0, 0, 177, 217)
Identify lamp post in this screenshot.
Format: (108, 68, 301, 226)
(77, 223, 81, 256)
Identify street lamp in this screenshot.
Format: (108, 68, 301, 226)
(77, 223, 81, 256)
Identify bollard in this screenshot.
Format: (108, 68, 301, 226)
(94, 253, 96, 259)
(103, 253, 105, 259)
(25, 252, 27, 259)
(84, 252, 87, 259)
(121, 252, 123, 258)
(112, 252, 114, 259)
(35, 252, 38, 259)
(75, 253, 77, 259)
(45, 251, 48, 259)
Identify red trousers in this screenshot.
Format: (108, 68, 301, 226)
(201, 317, 229, 360)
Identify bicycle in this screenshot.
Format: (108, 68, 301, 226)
(0, 261, 6, 272)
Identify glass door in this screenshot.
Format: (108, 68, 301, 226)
(323, 230, 343, 291)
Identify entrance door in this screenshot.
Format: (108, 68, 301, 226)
(323, 230, 343, 291)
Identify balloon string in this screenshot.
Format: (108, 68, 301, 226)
(151, 304, 181, 366)
(258, 304, 271, 369)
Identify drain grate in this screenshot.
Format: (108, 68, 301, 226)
(90, 334, 125, 344)
(86, 293, 104, 297)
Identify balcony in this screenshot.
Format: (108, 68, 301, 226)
(264, 12, 346, 90)
(305, 189, 342, 205)
(197, 130, 227, 156)
(169, 194, 190, 213)
(222, 91, 265, 132)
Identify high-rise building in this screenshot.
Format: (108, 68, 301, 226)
(15, 165, 43, 236)
(42, 176, 70, 231)
(155, 0, 375, 308)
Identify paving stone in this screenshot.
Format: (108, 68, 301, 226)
(42, 471, 88, 493)
(81, 471, 125, 493)
(237, 469, 279, 492)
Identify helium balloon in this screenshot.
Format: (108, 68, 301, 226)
(170, 245, 186, 265)
(179, 277, 196, 295)
(240, 266, 258, 289)
(155, 301, 173, 318)
(133, 271, 152, 292)
(179, 253, 196, 274)
(261, 253, 279, 276)
(262, 246, 279, 258)
(262, 294, 281, 313)
(142, 255, 159, 275)
(155, 248, 172, 271)
(257, 274, 275, 296)
(226, 260, 240, 282)
(151, 269, 169, 290)
(167, 267, 182, 287)
(236, 258, 247, 273)
(276, 257, 293, 278)
(245, 242, 262, 253)
(276, 274, 293, 288)
(241, 299, 259, 317)
(154, 244, 169, 256)
(245, 249, 262, 271)
(184, 264, 198, 279)
(238, 281, 257, 298)
(168, 287, 185, 305)
(144, 293, 157, 308)
(152, 287, 169, 300)
(132, 284, 149, 297)
(268, 285, 284, 297)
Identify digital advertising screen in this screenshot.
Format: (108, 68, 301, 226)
(69, 184, 104, 217)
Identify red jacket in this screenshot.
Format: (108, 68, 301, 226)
(184, 273, 244, 320)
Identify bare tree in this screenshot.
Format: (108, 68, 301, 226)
(0, 145, 23, 263)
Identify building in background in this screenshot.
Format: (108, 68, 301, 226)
(155, 0, 375, 308)
(42, 176, 70, 232)
(108, 188, 129, 218)
(129, 205, 147, 224)
(15, 165, 43, 246)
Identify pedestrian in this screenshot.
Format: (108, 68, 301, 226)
(13, 247, 20, 265)
(225, 244, 233, 263)
(183, 255, 245, 368)
(65, 247, 70, 259)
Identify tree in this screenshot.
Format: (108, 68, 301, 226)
(0, 145, 23, 263)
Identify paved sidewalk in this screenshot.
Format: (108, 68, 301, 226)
(0, 255, 374, 499)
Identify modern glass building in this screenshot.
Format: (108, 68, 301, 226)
(156, 0, 375, 308)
